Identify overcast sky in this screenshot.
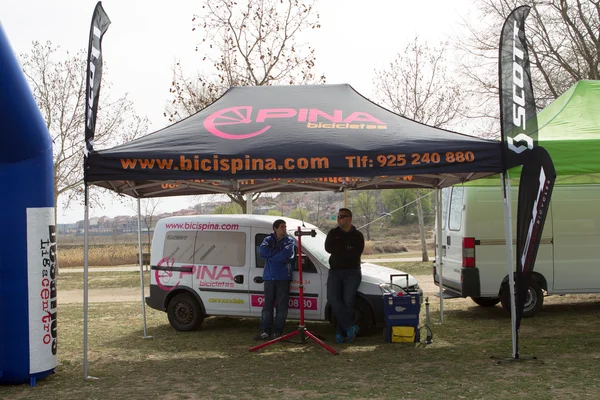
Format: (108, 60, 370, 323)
(0, 0, 476, 223)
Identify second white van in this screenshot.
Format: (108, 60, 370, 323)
(433, 184, 600, 317)
(145, 214, 421, 333)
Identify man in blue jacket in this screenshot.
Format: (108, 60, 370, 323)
(254, 219, 295, 340)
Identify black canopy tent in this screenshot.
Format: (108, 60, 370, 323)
(86, 84, 504, 196)
(82, 84, 507, 376)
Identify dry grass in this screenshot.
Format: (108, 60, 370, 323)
(363, 240, 408, 255)
(59, 244, 142, 267)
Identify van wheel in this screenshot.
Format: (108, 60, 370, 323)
(500, 280, 544, 318)
(471, 297, 501, 307)
(167, 293, 204, 331)
(352, 297, 374, 336)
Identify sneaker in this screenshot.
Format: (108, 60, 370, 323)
(271, 332, 282, 340)
(335, 333, 345, 344)
(253, 331, 270, 341)
(345, 325, 360, 343)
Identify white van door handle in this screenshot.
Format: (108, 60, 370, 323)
(446, 236, 451, 245)
(234, 275, 244, 284)
(253, 276, 263, 284)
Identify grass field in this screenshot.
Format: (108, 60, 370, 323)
(3, 263, 600, 399)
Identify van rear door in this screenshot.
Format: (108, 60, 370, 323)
(440, 186, 465, 290)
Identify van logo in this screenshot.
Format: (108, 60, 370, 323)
(155, 258, 179, 291)
(154, 257, 235, 291)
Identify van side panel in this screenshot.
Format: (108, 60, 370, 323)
(552, 186, 600, 292)
(464, 186, 554, 297)
(438, 185, 555, 298)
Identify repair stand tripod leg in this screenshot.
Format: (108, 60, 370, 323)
(249, 325, 338, 355)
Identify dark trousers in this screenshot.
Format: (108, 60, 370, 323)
(259, 280, 291, 335)
(327, 269, 362, 335)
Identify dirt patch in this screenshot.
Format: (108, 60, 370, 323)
(60, 287, 143, 304)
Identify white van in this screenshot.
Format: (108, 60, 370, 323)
(434, 184, 600, 317)
(145, 214, 421, 332)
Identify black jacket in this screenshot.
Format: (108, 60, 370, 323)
(324, 226, 364, 270)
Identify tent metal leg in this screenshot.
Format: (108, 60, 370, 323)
(83, 186, 96, 380)
(436, 188, 444, 324)
(137, 199, 151, 339)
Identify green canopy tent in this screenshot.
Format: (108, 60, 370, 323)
(534, 80, 600, 183)
(471, 80, 600, 186)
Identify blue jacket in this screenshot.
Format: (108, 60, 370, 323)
(259, 233, 295, 281)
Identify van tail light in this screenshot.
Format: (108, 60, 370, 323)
(462, 237, 476, 268)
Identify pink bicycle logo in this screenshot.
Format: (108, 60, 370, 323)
(203, 106, 387, 140)
(203, 106, 270, 140)
(154, 257, 180, 291)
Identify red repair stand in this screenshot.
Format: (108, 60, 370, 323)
(250, 226, 338, 355)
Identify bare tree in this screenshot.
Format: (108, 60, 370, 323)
(456, 0, 600, 134)
(374, 37, 464, 261)
(20, 41, 148, 223)
(374, 37, 466, 131)
(166, 0, 326, 213)
(351, 191, 380, 241)
(165, 62, 224, 122)
(414, 189, 429, 262)
(142, 199, 161, 254)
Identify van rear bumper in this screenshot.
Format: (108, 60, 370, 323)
(433, 265, 481, 298)
(145, 285, 168, 311)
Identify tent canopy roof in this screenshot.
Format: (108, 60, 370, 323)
(535, 80, 600, 183)
(86, 84, 504, 198)
(471, 80, 600, 186)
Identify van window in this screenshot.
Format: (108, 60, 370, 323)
(441, 188, 450, 229)
(195, 231, 246, 267)
(163, 231, 196, 263)
(255, 234, 317, 273)
(448, 186, 464, 231)
(164, 230, 246, 267)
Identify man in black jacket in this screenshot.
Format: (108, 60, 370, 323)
(325, 208, 364, 344)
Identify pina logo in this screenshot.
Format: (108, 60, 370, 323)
(203, 106, 386, 140)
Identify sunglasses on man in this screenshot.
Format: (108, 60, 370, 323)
(337, 215, 351, 219)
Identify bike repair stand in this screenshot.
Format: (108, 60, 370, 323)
(250, 227, 338, 355)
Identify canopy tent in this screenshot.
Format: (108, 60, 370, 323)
(533, 80, 600, 183)
(86, 84, 505, 196)
(82, 83, 510, 378)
